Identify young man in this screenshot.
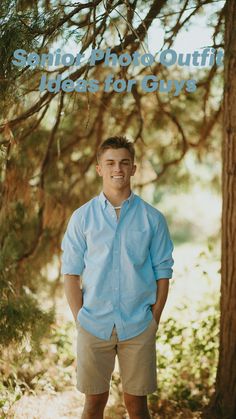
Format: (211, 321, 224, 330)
(61, 137, 174, 419)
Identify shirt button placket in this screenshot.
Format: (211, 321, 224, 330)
(113, 231, 120, 311)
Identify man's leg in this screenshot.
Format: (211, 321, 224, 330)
(117, 318, 158, 418)
(123, 393, 151, 419)
(76, 323, 117, 416)
(82, 391, 109, 419)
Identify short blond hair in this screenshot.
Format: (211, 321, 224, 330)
(97, 136, 135, 163)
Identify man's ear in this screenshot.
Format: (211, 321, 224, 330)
(131, 164, 137, 176)
(96, 164, 102, 177)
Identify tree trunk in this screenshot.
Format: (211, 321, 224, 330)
(204, 1, 236, 418)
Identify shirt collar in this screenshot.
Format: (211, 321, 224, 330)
(99, 190, 135, 209)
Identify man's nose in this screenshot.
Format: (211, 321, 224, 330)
(114, 163, 122, 171)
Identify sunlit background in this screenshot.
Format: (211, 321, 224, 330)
(1, 1, 224, 418)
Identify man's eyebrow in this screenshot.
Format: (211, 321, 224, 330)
(105, 158, 131, 162)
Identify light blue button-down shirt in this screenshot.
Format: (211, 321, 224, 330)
(61, 191, 174, 341)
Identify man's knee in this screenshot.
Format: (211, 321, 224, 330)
(123, 393, 150, 417)
(84, 391, 109, 412)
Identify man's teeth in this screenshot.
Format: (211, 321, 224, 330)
(112, 176, 123, 178)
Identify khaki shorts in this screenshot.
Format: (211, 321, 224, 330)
(76, 318, 158, 396)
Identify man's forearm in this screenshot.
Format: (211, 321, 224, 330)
(64, 274, 83, 321)
(152, 278, 170, 325)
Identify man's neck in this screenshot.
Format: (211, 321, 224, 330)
(102, 188, 132, 207)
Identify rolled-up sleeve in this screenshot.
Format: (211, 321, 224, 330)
(150, 213, 174, 280)
(61, 210, 86, 275)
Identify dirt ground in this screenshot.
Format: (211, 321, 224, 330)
(7, 389, 129, 419)
(7, 389, 202, 419)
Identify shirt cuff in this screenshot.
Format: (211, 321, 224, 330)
(154, 268, 173, 280)
(61, 265, 83, 275)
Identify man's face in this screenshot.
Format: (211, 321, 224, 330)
(96, 148, 136, 191)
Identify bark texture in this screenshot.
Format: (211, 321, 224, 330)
(204, 1, 236, 418)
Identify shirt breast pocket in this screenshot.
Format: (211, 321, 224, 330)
(125, 230, 150, 266)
